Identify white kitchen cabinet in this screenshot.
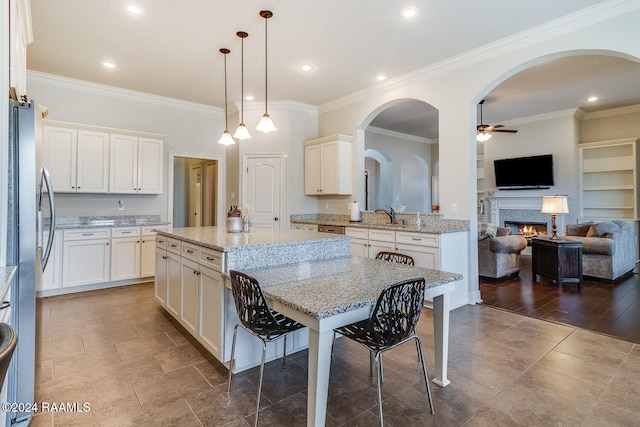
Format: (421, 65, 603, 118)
(154, 245, 168, 306)
(180, 258, 200, 336)
(62, 229, 111, 287)
(198, 264, 224, 361)
(166, 250, 181, 317)
(40, 230, 62, 291)
(141, 226, 166, 277)
(396, 231, 439, 269)
(304, 134, 352, 195)
(345, 227, 369, 257)
(291, 223, 318, 231)
(367, 229, 396, 258)
(110, 228, 141, 281)
(110, 134, 163, 194)
(42, 126, 109, 193)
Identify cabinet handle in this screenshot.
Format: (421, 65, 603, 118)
(72, 186, 75, 189)
(137, 241, 140, 244)
(206, 256, 215, 261)
(171, 244, 178, 248)
(106, 242, 109, 246)
(77, 186, 81, 189)
(121, 231, 132, 234)
(412, 238, 422, 241)
(186, 249, 194, 254)
(0, 301, 9, 310)
(82, 233, 94, 236)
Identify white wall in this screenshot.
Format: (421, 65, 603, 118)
(27, 72, 226, 221)
(316, 7, 640, 306)
(581, 105, 640, 143)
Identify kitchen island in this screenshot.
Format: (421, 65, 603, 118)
(154, 226, 461, 426)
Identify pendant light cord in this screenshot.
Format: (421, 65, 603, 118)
(264, 15, 268, 115)
(224, 51, 229, 130)
(240, 35, 245, 123)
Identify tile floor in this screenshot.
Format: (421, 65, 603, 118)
(31, 282, 640, 426)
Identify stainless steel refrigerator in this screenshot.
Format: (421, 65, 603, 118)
(5, 99, 56, 426)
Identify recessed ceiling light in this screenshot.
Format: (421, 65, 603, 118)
(588, 96, 598, 102)
(376, 75, 387, 82)
(300, 63, 316, 73)
(102, 61, 117, 69)
(245, 95, 254, 101)
(402, 7, 419, 19)
(126, 4, 143, 15)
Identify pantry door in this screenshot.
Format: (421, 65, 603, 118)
(244, 155, 283, 230)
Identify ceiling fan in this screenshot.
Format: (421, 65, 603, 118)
(477, 99, 517, 142)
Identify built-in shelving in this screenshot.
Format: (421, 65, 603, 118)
(579, 138, 640, 220)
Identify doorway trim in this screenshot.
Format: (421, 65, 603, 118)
(241, 153, 286, 228)
(168, 151, 225, 228)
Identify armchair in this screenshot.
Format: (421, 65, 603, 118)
(478, 224, 528, 281)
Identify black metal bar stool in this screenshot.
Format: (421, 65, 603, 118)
(374, 251, 415, 266)
(227, 270, 304, 427)
(0, 323, 17, 387)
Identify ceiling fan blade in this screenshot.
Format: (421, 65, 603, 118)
(490, 129, 518, 133)
(491, 124, 505, 129)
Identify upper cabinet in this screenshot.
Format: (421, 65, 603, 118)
(304, 134, 352, 195)
(579, 137, 640, 220)
(109, 135, 163, 194)
(9, 0, 33, 100)
(42, 121, 165, 195)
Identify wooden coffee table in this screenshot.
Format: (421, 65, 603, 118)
(531, 237, 583, 288)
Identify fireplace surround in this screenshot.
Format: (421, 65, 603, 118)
(486, 197, 565, 236)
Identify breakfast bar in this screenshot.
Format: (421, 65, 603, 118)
(154, 226, 461, 426)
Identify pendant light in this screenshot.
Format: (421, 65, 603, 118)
(256, 10, 277, 133)
(217, 48, 236, 146)
(233, 31, 252, 140)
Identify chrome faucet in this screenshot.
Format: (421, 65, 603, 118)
(375, 206, 396, 224)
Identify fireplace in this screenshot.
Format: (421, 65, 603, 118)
(504, 221, 547, 239)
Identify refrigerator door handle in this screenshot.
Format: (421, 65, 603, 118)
(39, 165, 56, 271)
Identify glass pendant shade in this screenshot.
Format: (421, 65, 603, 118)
(256, 113, 277, 133)
(233, 123, 252, 140)
(218, 130, 235, 145)
(476, 132, 491, 142)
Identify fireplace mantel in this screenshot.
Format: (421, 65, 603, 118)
(486, 196, 565, 235)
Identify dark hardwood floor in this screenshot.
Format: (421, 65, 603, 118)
(479, 254, 640, 344)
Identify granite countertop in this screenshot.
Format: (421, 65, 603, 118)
(0, 266, 16, 302)
(157, 226, 351, 252)
(48, 215, 169, 229)
(290, 213, 469, 234)
(243, 256, 461, 319)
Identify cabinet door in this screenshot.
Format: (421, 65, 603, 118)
(291, 224, 304, 230)
(140, 236, 157, 277)
(62, 239, 111, 287)
(304, 144, 321, 195)
(40, 231, 62, 291)
(110, 236, 141, 281)
(76, 130, 110, 193)
(199, 265, 223, 360)
(137, 138, 163, 194)
(110, 134, 138, 193)
(349, 238, 369, 257)
(154, 247, 168, 306)
(319, 141, 339, 194)
(396, 243, 439, 269)
(43, 126, 77, 192)
(180, 258, 199, 336)
(166, 251, 181, 317)
(368, 241, 396, 259)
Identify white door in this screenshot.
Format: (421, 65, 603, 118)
(245, 156, 282, 230)
(189, 165, 202, 227)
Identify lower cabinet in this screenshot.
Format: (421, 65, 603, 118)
(180, 258, 200, 336)
(62, 228, 111, 287)
(154, 246, 168, 306)
(198, 265, 223, 361)
(41, 230, 62, 291)
(166, 250, 181, 318)
(110, 229, 141, 281)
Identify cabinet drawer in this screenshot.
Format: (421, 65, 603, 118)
(368, 229, 395, 243)
(181, 242, 200, 262)
(156, 234, 168, 250)
(199, 248, 223, 272)
(396, 231, 439, 247)
(143, 225, 168, 236)
(167, 238, 182, 254)
(112, 226, 141, 238)
(345, 227, 368, 239)
(64, 228, 111, 241)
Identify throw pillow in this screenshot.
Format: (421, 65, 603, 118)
(595, 221, 620, 236)
(478, 223, 498, 240)
(586, 225, 599, 237)
(496, 227, 511, 237)
(566, 222, 593, 237)
(612, 219, 631, 230)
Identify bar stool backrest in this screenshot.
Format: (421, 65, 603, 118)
(0, 323, 17, 386)
(229, 270, 282, 339)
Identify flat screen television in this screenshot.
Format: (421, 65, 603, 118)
(494, 154, 554, 190)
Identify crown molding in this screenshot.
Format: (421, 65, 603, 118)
(582, 103, 640, 119)
(27, 70, 223, 115)
(239, 100, 318, 116)
(501, 108, 582, 126)
(319, 0, 640, 114)
(366, 126, 433, 144)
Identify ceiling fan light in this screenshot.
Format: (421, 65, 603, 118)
(233, 123, 252, 140)
(256, 114, 277, 133)
(476, 132, 492, 142)
(218, 130, 236, 145)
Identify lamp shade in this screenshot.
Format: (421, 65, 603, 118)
(256, 113, 277, 133)
(218, 130, 235, 146)
(541, 195, 569, 214)
(476, 132, 491, 142)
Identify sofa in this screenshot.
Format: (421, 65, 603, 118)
(478, 223, 528, 281)
(563, 220, 637, 281)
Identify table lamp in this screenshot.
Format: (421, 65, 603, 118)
(541, 195, 569, 240)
